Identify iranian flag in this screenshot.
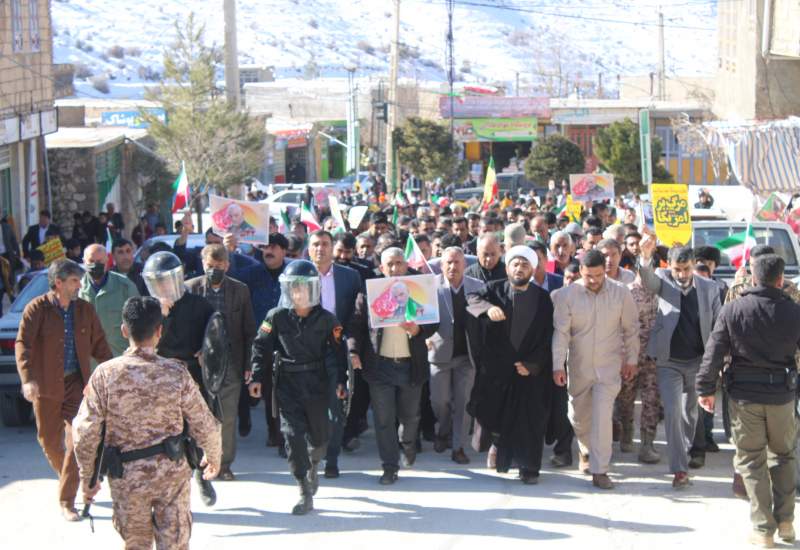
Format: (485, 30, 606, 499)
(277, 208, 291, 234)
(715, 225, 757, 268)
(171, 162, 190, 213)
(300, 202, 321, 231)
(404, 235, 431, 274)
(480, 157, 498, 211)
(105, 227, 115, 268)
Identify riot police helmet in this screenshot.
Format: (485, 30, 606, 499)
(142, 251, 186, 302)
(279, 259, 321, 309)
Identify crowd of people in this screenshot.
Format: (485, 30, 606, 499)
(12, 183, 800, 549)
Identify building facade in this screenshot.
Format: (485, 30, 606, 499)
(0, 0, 58, 240)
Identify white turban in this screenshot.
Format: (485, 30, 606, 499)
(505, 245, 538, 269)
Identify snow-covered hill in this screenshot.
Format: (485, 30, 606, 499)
(51, 0, 719, 99)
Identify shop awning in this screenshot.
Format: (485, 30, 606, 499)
(702, 117, 800, 193)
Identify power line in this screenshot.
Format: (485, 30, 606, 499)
(412, 0, 717, 31)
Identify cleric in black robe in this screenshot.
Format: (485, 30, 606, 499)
(466, 245, 554, 484)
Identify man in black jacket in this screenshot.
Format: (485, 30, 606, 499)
(347, 247, 438, 485)
(22, 209, 62, 258)
(697, 254, 800, 548)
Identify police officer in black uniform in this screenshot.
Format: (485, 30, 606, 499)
(141, 251, 218, 505)
(248, 260, 347, 515)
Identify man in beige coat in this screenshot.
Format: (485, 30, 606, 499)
(552, 249, 639, 489)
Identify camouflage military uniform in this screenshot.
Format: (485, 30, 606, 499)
(73, 347, 221, 550)
(613, 279, 662, 436)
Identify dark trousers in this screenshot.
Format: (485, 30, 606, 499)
(33, 372, 83, 506)
(368, 359, 422, 471)
(324, 357, 345, 466)
(277, 371, 329, 480)
(343, 369, 371, 441)
(420, 381, 437, 439)
(236, 367, 283, 445)
(546, 383, 574, 456)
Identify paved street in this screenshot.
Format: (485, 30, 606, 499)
(0, 403, 784, 549)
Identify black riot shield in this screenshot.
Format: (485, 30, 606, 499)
(201, 311, 230, 420)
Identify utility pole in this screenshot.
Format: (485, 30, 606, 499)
(597, 72, 603, 98)
(385, 0, 400, 194)
(345, 67, 360, 174)
(657, 9, 666, 101)
(515, 72, 520, 96)
(223, 0, 240, 108)
(446, 0, 455, 148)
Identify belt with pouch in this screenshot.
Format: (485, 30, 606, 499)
(278, 360, 324, 373)
(724, 368, 797, 391)
(102, 434, 186, 479)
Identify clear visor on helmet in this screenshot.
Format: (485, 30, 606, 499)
(278, 275, 321, 309)
(143, 264, 186, 302)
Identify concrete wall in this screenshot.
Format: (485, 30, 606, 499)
(714, 0, 800, 119)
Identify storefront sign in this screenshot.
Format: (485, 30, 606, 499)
(440, 96, 550, 119)
(20, 112, 41, 140)
(0, 117, 20, 146)
(100, 108, 167, 129)
(40, 109, 58, 135)
(454, 117, 537, 142)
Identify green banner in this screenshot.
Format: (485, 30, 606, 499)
(454, 117, 537, 142)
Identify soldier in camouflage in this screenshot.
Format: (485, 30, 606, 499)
(73, 296, 222, 550)
(613, 274, 663, 464)
(724, 245, 800, 499)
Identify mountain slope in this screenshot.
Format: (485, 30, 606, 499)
(50, 0, 719, 99)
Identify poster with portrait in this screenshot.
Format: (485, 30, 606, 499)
(209, 194, 271, 244)
(365, 274, 440, 329)
(569, 173, 615, 202)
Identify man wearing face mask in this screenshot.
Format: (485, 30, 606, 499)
(186, 244, 256, 481)
(79, 244, 140, 359)
(639, 236, 722, 489)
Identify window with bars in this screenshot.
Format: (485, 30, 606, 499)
(29, 0, 40, 52)
(11, 0, 24, 53)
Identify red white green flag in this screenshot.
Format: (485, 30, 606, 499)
(403, 235, 431, 274)
(300, 202, 321, 232)
(171, 162, 190, 213)
(480, 157, 498, 211)
(715, 225, 757, 268)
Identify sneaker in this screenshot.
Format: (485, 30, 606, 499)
(379, 468, 398, 485)
(592, 474, 614, 490)
(748, 532, 775, 548)
(672, 471, 691, 490)
(778, 522, 795, 543)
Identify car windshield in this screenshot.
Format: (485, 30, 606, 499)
(693, 226, 799, 267)
(11, 272, 49, 313)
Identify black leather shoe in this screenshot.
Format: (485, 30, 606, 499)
(705, 439, 720, 453)
(238, 418, 251, 437)
(434, 437, 449, 454)
(402, 447, 417, 467)
(278, 445, 288, 459)
(324, 463, 340, 479)
(520, 471, 539, 485)
(379, 468, 398, 485)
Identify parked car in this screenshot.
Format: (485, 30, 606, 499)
(0, 271, 48, 426)
(691, 221, 800, 284)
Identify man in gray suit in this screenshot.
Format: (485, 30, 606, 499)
(428, 247, 484, 464)
(639, 236, 721, 489)
(186, 244, 256, 481)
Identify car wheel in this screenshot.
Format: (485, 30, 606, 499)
(0, 391, 33, 427)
